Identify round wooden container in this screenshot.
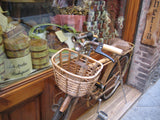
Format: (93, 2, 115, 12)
(32, 55, 49, 65)
(4, 36, 29, 51)
(31, 49, 48, 58)
(6, 47, 30, 58)
(30, 39, 47, 52)
(33, 62, 49, 69)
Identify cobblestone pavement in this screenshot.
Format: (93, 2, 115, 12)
(121, 78, 160, 120)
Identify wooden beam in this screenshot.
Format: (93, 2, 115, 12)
(122, 0, 141, 43)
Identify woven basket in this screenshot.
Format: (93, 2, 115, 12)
(51, 48, 103, 97)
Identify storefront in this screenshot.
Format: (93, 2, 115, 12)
(1, 0, 155, 120)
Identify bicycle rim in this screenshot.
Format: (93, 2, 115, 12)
(102, 54, 129, 100)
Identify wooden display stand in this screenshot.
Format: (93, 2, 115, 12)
(0, 0, 141, 120)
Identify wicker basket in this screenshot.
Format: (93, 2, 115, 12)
(51, 48, 103, 97)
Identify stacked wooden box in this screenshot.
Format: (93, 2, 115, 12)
(4, 34, 32, 79)
(4, 35, 30, 58)
(30, 39, 49, 69)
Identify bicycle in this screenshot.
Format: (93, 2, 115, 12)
(51, 32, 134, 120)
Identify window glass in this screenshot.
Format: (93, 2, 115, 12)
(0, 0, 126, 87)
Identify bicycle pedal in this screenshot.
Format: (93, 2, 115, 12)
(95, 82, 104, 90)
(96, 99, 108, 120)
(97, 111, 108, 120)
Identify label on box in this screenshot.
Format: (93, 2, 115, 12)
(5, 53, 32, 79)
(55, 30, 67, 42)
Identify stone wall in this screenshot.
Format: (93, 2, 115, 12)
(127, 0, 160, 92)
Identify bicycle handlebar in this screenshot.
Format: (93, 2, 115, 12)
(72, 32, 123, 55)
(78, 41, 123, 55)
(71, 32, 124, 63)
(73, 32, 93, 40)
(103, 44, 123, 55)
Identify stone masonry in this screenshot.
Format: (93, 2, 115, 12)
(127, 0, 160, 92)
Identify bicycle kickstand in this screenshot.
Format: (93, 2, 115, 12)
(96, 99, 108, 120)
(120, 77, 127, 103)
(117, 59, 127, 104)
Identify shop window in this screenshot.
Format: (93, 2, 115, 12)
(0, 0, 127, 87)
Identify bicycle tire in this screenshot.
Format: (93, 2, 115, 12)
(102, 54, 129, 100)
(52, 97, 64, 120)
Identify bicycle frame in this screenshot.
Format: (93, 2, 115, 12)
(90, 49, 133, 100)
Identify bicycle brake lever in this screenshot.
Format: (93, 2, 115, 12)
(95, 43, 115, 63)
